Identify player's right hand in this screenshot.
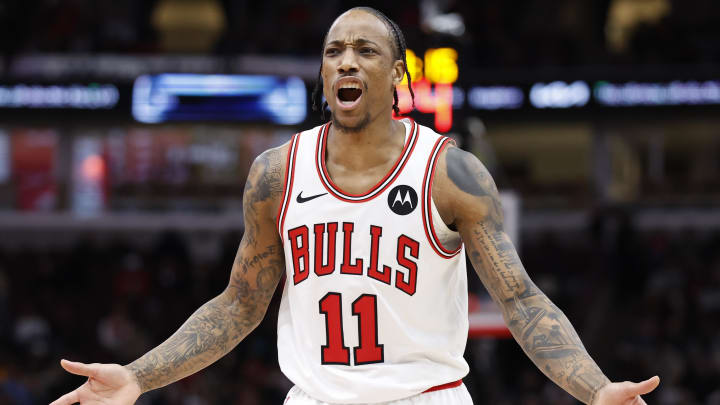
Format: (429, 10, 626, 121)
(49, 359, 142, 405)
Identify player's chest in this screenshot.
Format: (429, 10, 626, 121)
(323, 161, 398, 196)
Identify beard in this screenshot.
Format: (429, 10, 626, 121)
(331, 110, 371, 133)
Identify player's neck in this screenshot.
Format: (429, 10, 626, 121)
(327, 116, 405, 171)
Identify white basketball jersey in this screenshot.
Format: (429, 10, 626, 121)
(276, 118, 469, 404)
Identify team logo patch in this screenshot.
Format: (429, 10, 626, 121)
(387, 185, 418, 215)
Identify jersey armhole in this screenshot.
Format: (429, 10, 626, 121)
(421, 137, 463, 259)
(429, 198, 462, 251)
(276, 132, 301, 243)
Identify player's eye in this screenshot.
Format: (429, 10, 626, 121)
(359, 47, 376, 55)
(325, 48, 340, 56)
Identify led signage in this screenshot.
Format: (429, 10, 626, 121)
(132, 74, 307, 124)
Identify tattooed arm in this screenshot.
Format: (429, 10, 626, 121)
(50, 145, 289, 405)
(432, 145, 658, 405)
(124, 145, 288, 391)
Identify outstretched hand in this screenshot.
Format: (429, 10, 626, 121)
(50, 359, 142, 405)
(593, 376, 660, 405)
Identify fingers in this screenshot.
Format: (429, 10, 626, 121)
(631, 394, 648, 405)
(60, 359, 98, 378)
(623, 376, 660, 397)
(636, 376, 660, 395)
(49, 389, 80, 405)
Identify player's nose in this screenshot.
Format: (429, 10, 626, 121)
(337, 49, 359, 73)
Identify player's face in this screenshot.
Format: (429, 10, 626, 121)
(321, 11, 404, 132)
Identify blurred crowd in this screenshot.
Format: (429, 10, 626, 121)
(2, 0, 720, 67)
(1, 213, 719, 404)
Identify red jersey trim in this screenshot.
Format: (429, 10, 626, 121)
(422, 379, 463, 393)
(277, 133, 301, 242)
(421, 137, 463, 259)
(315, 119, 419, 203)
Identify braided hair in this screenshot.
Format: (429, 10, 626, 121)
(311, 7, 415, 120)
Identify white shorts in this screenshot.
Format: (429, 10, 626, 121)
(283, 383, 474, 405)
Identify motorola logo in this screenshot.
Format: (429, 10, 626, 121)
(387, 185, 418, 215)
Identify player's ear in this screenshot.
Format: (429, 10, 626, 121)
(392, 60, 405, 86)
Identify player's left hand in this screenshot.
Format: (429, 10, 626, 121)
(592, 376, 660, 405)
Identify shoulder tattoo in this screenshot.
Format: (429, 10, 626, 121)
(244, 147, 285, 208)
(445, 146, 503, 225)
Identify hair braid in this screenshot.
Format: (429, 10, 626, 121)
(311, 65, 328, 120)
(311, 7, 415, 120)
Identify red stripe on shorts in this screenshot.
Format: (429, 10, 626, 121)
(422, 379, 462, 393)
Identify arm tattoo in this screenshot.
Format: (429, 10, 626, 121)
(126, 148, 286, 393)
(241, 148, 285, 248)
(446, 147, 504, 226)
(446, 147, 610, 404)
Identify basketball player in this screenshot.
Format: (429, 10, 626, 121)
(50, 7, 660, 405)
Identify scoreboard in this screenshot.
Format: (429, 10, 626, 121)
(396, 48, 459, 132)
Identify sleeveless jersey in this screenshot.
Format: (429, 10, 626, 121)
(276, 118, 469, 404)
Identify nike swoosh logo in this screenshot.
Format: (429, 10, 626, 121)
(296, 191, 328, 203)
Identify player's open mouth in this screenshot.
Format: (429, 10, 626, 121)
(335, 77, 364, 110)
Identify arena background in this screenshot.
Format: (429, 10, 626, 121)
(1, 0, 719, 404)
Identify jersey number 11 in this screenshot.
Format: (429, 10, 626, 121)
(319, 292, 384, 365)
